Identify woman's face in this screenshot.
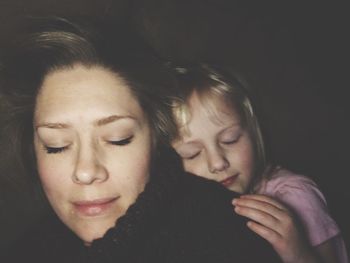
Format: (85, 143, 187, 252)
(172, 91, 255, 193)
(33, 65, 152, 245)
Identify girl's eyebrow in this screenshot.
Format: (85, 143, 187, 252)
(176, 137, 203, 146)
(179, 122, 241, 144)
(218, 123, 241, 135)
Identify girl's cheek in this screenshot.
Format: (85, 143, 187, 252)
(183, 160, 200, 175)
(183, 160, 209, 179)
(183, 161, 193, 173)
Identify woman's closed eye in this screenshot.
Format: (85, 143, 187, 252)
(44, 145, 69, 154)
(108, 135, 134, 146)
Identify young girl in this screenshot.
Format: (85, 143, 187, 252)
(170, 64, 348, 263)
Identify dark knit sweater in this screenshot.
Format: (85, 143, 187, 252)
(4, 150, 281, 263)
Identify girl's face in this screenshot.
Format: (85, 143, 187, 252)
(33, 65, 152, 245)
(172, 91, 255, 193)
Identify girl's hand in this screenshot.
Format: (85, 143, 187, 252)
(232, 194, 318, 263)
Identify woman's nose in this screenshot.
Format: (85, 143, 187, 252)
(207, 148, 229, 173)
(72, 149, 108, 185)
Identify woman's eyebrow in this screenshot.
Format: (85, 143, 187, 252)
(35, 115, 137, 130)
(94, 115, 136, 127)
(36, 123, 70, 129)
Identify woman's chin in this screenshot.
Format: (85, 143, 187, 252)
(70, 218, 116, 245)
(77, 227, 108, 246)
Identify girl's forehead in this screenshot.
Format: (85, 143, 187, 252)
(174, 92, 242, 143)
(189, 90, 241, 125)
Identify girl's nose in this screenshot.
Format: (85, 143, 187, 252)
(72, 149, 108, 185)
(207, 148, 229, 173)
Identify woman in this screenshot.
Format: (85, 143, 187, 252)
(0, 17, 281, 262)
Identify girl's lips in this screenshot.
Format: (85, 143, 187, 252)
(220, 175, 238, 188)
(73, 197, 118, 217)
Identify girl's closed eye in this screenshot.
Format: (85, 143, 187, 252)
(175, 145, 201, 160)
(108, 135, 134, 146)
(183, 151, 200, 160)
(221, 134, 241, 145)
(220, 127, 242, 145)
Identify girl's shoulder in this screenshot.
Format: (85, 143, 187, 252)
(259, 167, 341, 247)
(258, 167, 331, 219)
(260, 167, 321, 196)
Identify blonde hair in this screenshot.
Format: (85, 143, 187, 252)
(171, 64, 269, 191)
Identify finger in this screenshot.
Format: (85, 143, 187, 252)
(239, 194, 286, 210)
(246, 220, 282, 247)
(233, 197, 287, 220)
(234, 205, 281, 231)
(234, 203, 297, 238)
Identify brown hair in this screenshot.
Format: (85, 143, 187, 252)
(0, 16, 177, 183)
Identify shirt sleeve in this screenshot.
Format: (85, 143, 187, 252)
(272, 175, 340, 247)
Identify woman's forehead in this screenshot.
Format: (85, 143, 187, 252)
(34, 65, 145, 125)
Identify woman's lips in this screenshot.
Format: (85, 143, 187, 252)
(73, 197, 118, 217)
(220, 174, 238, 188)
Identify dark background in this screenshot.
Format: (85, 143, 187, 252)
(0, 0, 349, 253)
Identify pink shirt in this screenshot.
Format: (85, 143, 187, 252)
(257, 167, 348, 263)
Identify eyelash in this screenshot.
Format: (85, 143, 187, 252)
(184, 151, 200, 160)
(44, 135, 134, 154)
(221, 135, 241, 145)
(45, 146, 68, 154)
(109, 135, 134, 146)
